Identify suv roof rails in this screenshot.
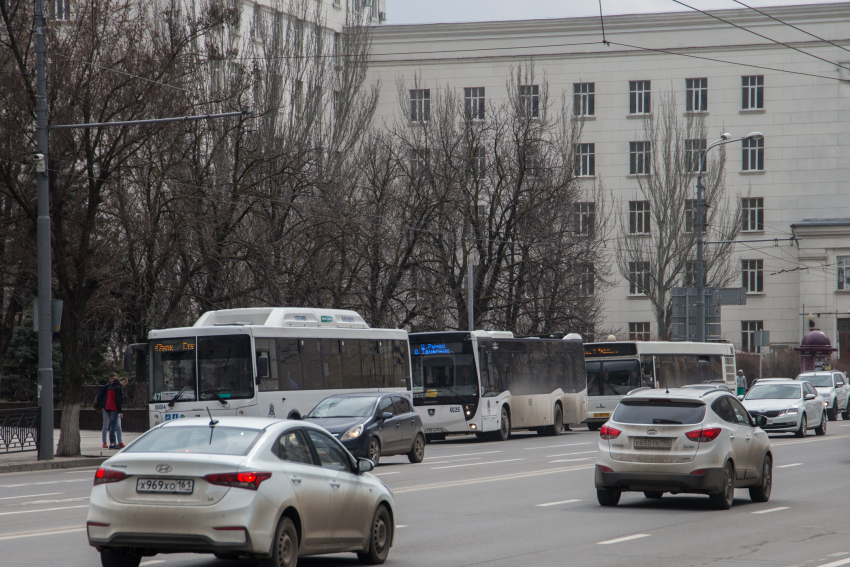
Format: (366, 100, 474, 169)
(626, 387, 653, 396)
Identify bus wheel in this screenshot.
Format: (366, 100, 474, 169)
(496, 407, 511, 441)
(547, 405, 563, 436)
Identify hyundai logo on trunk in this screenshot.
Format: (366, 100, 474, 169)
(156, 464, 172, 473)
(428, 409, 435, 416)
(646, 428, 658, 435)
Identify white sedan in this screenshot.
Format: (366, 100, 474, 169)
(87, 417, 395, 567)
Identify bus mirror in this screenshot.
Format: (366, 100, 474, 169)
(123, 346, 134, 372)
(257, 356, 269, 379)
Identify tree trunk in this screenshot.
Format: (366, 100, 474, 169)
(56, 401, 81, 457)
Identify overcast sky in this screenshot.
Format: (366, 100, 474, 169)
(385, 0, 848, 25)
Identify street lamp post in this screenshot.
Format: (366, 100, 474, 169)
(695, 131, 763, 343)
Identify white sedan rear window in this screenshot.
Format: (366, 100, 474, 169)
(127, 426, 263, 455)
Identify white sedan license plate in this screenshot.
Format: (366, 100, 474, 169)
(634, 438, 673, 450)
(136, 478, 194, 494)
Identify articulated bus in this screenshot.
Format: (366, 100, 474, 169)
(583, 341, 737, 430)
(409, 331, 588, 441)
(126, 308, 411, 428)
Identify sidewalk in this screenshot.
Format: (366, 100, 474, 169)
(0, 429, 141, 474)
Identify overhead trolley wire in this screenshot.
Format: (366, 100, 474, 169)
(669, 0, 850, 73)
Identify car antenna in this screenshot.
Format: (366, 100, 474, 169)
(206, 407, 219, 427)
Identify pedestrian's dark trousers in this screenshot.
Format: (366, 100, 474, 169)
(106, 410, 120, 445)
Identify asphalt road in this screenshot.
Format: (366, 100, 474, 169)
(3, 424, 850, 567)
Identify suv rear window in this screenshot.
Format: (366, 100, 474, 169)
(612, 400, 706, 425)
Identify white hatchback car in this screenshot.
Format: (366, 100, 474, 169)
(595, 388, 772, 510)
(87, 417, 395, 567)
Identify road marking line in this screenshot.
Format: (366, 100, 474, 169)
(777, 463, 803, 468)
(536, 499, 581, 507)
(838, 424, 850, 427)
(419, 458, 481, 465)
(828, 553, 850, 557)
(548, 458, 593, 464)
(0, 526, 85, 541)
(752, 507, 789, 514)
(394, 464, 593, 493)
(816, 557, 850, 567)
(0, 492, 63, 501)
(373, 472, 399, 476)
(546, 451, 597, 458)
(598, 534, 650, 545)
(430, 458, 523, 470)
(6, 496, 89, 507)
(395, 525, 407, 528)
(0, 505, 89, 516)
(772, 433, 850, 446)
(524, 442, 592, 450)
(0, 479, 90, 488)
(424, 451, 502, 459)
(140, 561, 166, 566)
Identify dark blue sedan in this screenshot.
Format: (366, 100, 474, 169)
(303, 393, 425, 465)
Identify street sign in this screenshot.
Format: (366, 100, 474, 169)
(754, 330, 770, 348)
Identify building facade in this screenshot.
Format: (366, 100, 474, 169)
(365, 3, 850, 356)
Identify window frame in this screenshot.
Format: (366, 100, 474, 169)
(741, 320, 764, 353)
(464, 87, 485, 121)
(628, 261, 650, 295)
(629, 200, 650, 235)
(574, 143, 595, 177)
(629, 80, 650, 114)
(574, 202, 595, 236)
(685, 78, 708, 112)
(628, 322, 651, 341)
(741, 197, 764, 232)
(518, 84, 539, 119)
(838, 256, 850, 290)
(629, 141, 651, 175)
(742, 259, 764, 293)
(573, 82, 595, 117)
(742, 137, 765, 172)
(685, 139, 707, 173)
(409, 89, 430, 123)
(742, 75, 764, 110)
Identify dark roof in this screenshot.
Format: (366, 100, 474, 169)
(791, 218, 850, 227)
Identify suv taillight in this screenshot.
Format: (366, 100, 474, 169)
(685, 427, 721, 442)
(204, 472, 272, 490)
(94, 468, 128, 486)
(600, 425, 621, 440)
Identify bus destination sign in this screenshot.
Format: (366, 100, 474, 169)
(153, 340, 195, 353)
(412, 343, 460, 356)
(584, 343, 638, 358)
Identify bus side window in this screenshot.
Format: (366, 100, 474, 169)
(277, 338, 302, 391)
(301, 339, 323, 390)
(341, 340, 364, 389)
(640, 357, 654, 387)
(321, 339, 343, 390)
(393, 340, 409, 388)
(360, 340, 380, 388)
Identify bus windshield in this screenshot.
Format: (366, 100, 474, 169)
(411, 342, 478, 406)
(150, 335, 254, 403)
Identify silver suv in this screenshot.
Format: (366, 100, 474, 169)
(595, 388, 772, 510)
(795, 372, 850, 421)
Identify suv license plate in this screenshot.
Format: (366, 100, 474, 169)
(633, 438, 673, 450)
(136, 478, 194, 494)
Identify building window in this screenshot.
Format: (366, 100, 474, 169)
(683, 199, 707, 234)
(334, 0, 341, 5)
(683, 260, 698, 287)
(292, 19, 303, 54)
(742, 259, 764, 293)
(411, 148, 429, 180)
(629, 322, 651, 341)
(472, 146, 485, 179)
(574, 143, 595, 177)
(742, 75, 764, 110)
(628, 261, 650, 295)
(629, 201, 650, 235)
(838, 257, 850, 290)
(742, 137, 764, 171)
(210, 60, 225, 92)
(574, 83, 595, 117)
(409, 89, 430, 123)
(574, 202, 595, 236)
(685, 139, 706, 173)
(465, 87, 485, 121)
(333, 32, 341, 65)
(518, 85, 539, 118)
(741, 197, 764, 231)
(293, 80, 303, 115)
(581, 265, 595, 296)
(685, 78, 707, 112)
(742, 320, 764, 353)
(629, 141, 651, 175)
(252, 3, 262, 38)
(629, 80, 650, 114)
(51, 0, 70, 20)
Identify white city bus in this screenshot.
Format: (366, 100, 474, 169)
(583, 341, 737, 430)
(409, 330, 588, 441)
(127, 308, 411, 428)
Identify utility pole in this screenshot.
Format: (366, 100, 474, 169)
(467, 221, 474, 332)
(695, 154, 705, 344)
(35, 0, 54, 460)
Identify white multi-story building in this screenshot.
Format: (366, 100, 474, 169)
(365, 2, 850, 357)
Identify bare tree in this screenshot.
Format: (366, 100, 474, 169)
(615, 92, 741, 339)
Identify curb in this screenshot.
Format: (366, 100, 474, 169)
(0, 456, 108, 474)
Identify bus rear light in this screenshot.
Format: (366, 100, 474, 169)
(599, 425, 621, 440)
(685, 428, 721, 442)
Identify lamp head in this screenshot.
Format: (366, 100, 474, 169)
(720, 133, 731, 140)
(745, 131, 763, 139)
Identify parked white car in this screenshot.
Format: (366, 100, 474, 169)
(595, 387, 772, 510)
(795, 372, 850, 421)
(87, 417, 395, 567)
(742, 379, 827, 437)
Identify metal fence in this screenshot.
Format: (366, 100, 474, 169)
(0, 407, 39, 453)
